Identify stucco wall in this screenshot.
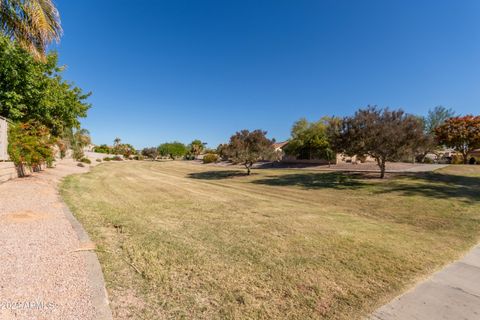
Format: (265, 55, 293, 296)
(0, 162, 17, 183)
(0, 117, 8, 161)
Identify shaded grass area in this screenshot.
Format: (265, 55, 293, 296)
(60, 162, 480, 319)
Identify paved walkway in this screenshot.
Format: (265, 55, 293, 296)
(0, 160, 111, 320)
(371, 244, 480, 320)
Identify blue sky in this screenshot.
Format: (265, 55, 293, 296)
(54, 0, 480, 149)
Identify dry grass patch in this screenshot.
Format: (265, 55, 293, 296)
(60, 162, 480, 319)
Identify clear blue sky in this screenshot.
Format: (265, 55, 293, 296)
(54, 0, 480, 149)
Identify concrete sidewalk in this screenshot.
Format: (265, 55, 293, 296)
(371, 244, 480, 320)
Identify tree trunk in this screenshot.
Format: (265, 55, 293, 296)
(245, 162, 251, 175)
(376, 157, 386, 179)
(463, 152, 469, 164)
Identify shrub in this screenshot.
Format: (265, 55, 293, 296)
(72, 145, 85, 161)
(451, 155, 464, 165)
(8, 121, 55, 177)
(112, 156, 123, 161)
(80, 158, 91, 164)
(77, 163, 85, 167)
(103, 157, 111, 162)
(184, 153, 195, 160)
(423, 157, 434, 164)
(203, 153, 219, 164)
(96, 159, 102, 162)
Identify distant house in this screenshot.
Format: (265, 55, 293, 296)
(469, 149, 480, 164)
(272, 141, 374, 165)
(273, 141, 289, 152)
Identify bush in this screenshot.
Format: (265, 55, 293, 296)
(451, 155, 464, 165)
(203, 153, 219, 164)
(184, 153, 195, 160)
(77, 163, 85, 167)
(80, 158, 91, 164)
(96, 159, 102, 162)
(423, 157, 434, 164)
(112, 156, 123, 161)
(8, 121, 55, 177)
(133, 155, 145, 160)
(103, 157, 111, 161)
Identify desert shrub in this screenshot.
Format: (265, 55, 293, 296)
(72, 147, 84, 161)
(96, 159, 102, 162)
(423, 157, 434, 164)
(103, 157, 111, 161)
(451, 155, 464, 165)
(77, 163, 85, 167)
(184, 153, 195, 160)
(80, 158, 91, 164)
(112, 156, 123, 161)
(94, 144, 112, 154)
(133, 155, 145, 160)
(203, 153, 219, 164)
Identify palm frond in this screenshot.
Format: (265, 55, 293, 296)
(0, 0, 62, 60)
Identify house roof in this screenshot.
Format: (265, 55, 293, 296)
(470, 149, 480, 155)
(273, 141, 289, 149)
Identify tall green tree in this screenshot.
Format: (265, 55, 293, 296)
(0, 36, 90, 133)
(284, 117, 336, 163)
(0, 0, 62, 60)
(413, 106, 457, 162)
(158, 142, 188, 160)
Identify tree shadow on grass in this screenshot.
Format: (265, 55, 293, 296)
(377, 172, 480, 203)
(251, 172, 369, 190)
(188, 170, 248, 180)
(251, 170, 480, 202)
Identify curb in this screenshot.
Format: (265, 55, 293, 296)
(61, 202, 113, 320)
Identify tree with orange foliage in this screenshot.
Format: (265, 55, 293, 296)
(435, 116, 480, 164)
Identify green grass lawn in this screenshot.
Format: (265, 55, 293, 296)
(60, 161, 480, 319)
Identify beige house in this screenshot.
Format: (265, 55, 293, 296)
(273, 141, 375, 165)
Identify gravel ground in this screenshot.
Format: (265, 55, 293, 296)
(0, 159, 109, 320)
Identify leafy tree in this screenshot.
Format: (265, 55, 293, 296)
(59, 127, 90, 160)
(284, 117, 336, 163)
(93, 144, 112, 154)
(7, 121, 54, 176)
(414, 106, 457, 162)
(190, 139, 205, 157)
(216, 143, 229, 160)
(0, 0, 62, 60)
(425, 106, 456, 133)
(225, 129, 275, 175)
(114, 143, 136, 158)
(0, 36, 90, 134)
(435, 115, 480, 164)
(158, 142, 188, 160)
(336, 106, 424, 178)
(141, 147, 158, 160)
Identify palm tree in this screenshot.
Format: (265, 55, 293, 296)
(0, 0, 62, 60)
(114, 137, 121, 147)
